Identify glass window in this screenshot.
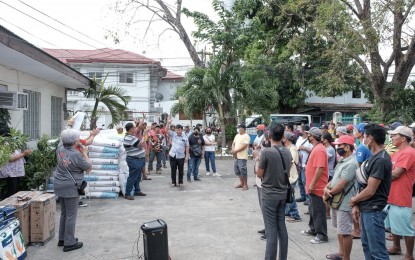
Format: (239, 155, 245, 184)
(51, 96, 62, 137)
(88, 72, 103, 84)
(23, 89, 41, 139)
(119, 72, 134, 84)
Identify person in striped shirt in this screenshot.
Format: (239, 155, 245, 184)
(123, 122, 147, 200)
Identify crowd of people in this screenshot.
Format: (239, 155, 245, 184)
(248, 121, 415, 260)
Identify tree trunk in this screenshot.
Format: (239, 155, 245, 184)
(90, 100, 100, 130)
(218, 104, 227, 150)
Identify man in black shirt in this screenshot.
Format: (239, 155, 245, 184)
(350, 124, 391, 260)
(187, 127, 205, 182)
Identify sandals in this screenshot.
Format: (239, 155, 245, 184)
(235, 184, 243, 188)
(326, 253, 342, 260)
(170, 183, 177, 187)
(143, 176, 152, 180)
(388, 247, 402, 255)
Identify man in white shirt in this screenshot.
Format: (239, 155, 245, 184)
(296, 125, 313, 203)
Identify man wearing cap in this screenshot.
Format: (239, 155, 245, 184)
(320, 124, 329, 135)
(323, 135, 358, 260)
(253, 124, 265, 149)
(385, 122, 403, 156)
(354, 123, 372, 165)
(232, 123, 250, 190)
(350, 123, 391, 260)
(384, 126, 415, 258)
(123, 122, 147, 200)
(300, 127, 329, 244)
(296, 125, 313, 203)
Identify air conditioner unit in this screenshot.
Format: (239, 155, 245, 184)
(0, 91, 28, 110)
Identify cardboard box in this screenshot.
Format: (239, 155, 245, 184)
(30, 193, 56, 243)
(0, 191, 44, 245)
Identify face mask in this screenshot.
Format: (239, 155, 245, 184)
(206, 131, 211, 134)
(194, 132, 199, 136)
(337, 147, 346, 156)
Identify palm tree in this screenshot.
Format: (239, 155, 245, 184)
(83, 73, 131, 129)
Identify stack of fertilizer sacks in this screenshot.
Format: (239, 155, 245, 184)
(83, 131, 124, 198)
(0, 206, 27, 260)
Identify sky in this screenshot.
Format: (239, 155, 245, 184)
(0, 0, 226, 75)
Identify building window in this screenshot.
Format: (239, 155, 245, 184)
(23, 90, 41, 139)
(119, 72, 134, 84)
(352, 89, 362, 98)
(51, 96, 62, 137)
(88, 72, 103, 84)
(67, 90, 80, 96)
(0, 84, 7, 91)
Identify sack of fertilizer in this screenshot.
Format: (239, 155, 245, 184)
(88, 186, 121, 193)
(87, 145, 120, 154)
(88, 152, 119, 159)
(120, 161, 129, 174)
(91, 164, 118, 171)
(87, 191, 119, 198)
(89, 170, 119, 176)
(8, 219, 26, 260)
(84, 175, 119, 182)
(0, 226, 17, 260)
(87, 181, 120, 187)
(119, 172, 128, 196)
(90, 158, 119, 165)
(91, 138, 121, 148)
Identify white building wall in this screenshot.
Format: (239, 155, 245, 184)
(158, 80, 182, 101)
(305, 90, 368, 104)
(0, 66, 65, 137)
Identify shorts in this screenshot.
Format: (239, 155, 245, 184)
(331, 208, 353, 235)
(234, 159, 247, 176)
(384, 204, 415, 236)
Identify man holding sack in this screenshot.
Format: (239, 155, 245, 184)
(323, 135, 358, 260)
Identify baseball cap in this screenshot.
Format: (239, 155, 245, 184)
(284, 131, 294, 141)
(238, 123, 246, 129)
(305, 127, 322, 138)
(257, 124, 265, 131)
(346, 124, 354, 132)
(390, 122, 403, 130)
(355, 123, 367, 133)
(320, 124, 328, 130)
(332, 135, 355, 146)
(388, 126, 413, 138)
(336, 126, 348, 135)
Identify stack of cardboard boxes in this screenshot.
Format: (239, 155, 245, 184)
(0, 191, 56, 246)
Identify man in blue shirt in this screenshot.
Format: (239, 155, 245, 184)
(355, 123, 372, 165)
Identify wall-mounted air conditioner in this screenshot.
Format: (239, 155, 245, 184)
(0, 90, 28, 110)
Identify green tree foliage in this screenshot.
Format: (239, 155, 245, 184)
(23, 135, 58, 190)
(83, 74, 131, 130)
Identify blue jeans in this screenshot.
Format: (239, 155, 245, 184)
(148, 150, 162, 171)
(125, 157, 145, 196)
(360, 210, 389, 260)
(297, 167, 309, 201)
(285, 184, 301, 219)
(187, 156, 202, 178)
(262, 195, 288, 260)
(204, 151, 216, 173)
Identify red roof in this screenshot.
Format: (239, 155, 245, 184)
(42, 48, 160, 65)
(162, 71, 184, 80)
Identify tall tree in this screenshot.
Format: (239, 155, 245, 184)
(111, 0, 204, 67)
(290, 0, 415, 118)
(83, 74, 131, 130)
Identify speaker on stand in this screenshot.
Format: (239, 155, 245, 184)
(141, 219, 169, 260)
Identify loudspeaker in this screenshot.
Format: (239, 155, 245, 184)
(141, 219, 169, 260)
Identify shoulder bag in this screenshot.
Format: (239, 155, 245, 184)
(326, 182, 354, 209)
(274, 146, 294, 203)
(63, 163, 87, 196)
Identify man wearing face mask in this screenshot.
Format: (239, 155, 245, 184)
(204, 127, 219, 177)
(350, 124, 392, 260)
(300, 127, 329, 244)
(324, 135, 358, 260)
(187, 127, 205, 182)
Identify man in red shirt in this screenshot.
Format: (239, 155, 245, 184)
(301, 127, 329, 244)
(385, 126, 415, 258)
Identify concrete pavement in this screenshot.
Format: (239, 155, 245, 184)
(27, 159, 406, 260)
